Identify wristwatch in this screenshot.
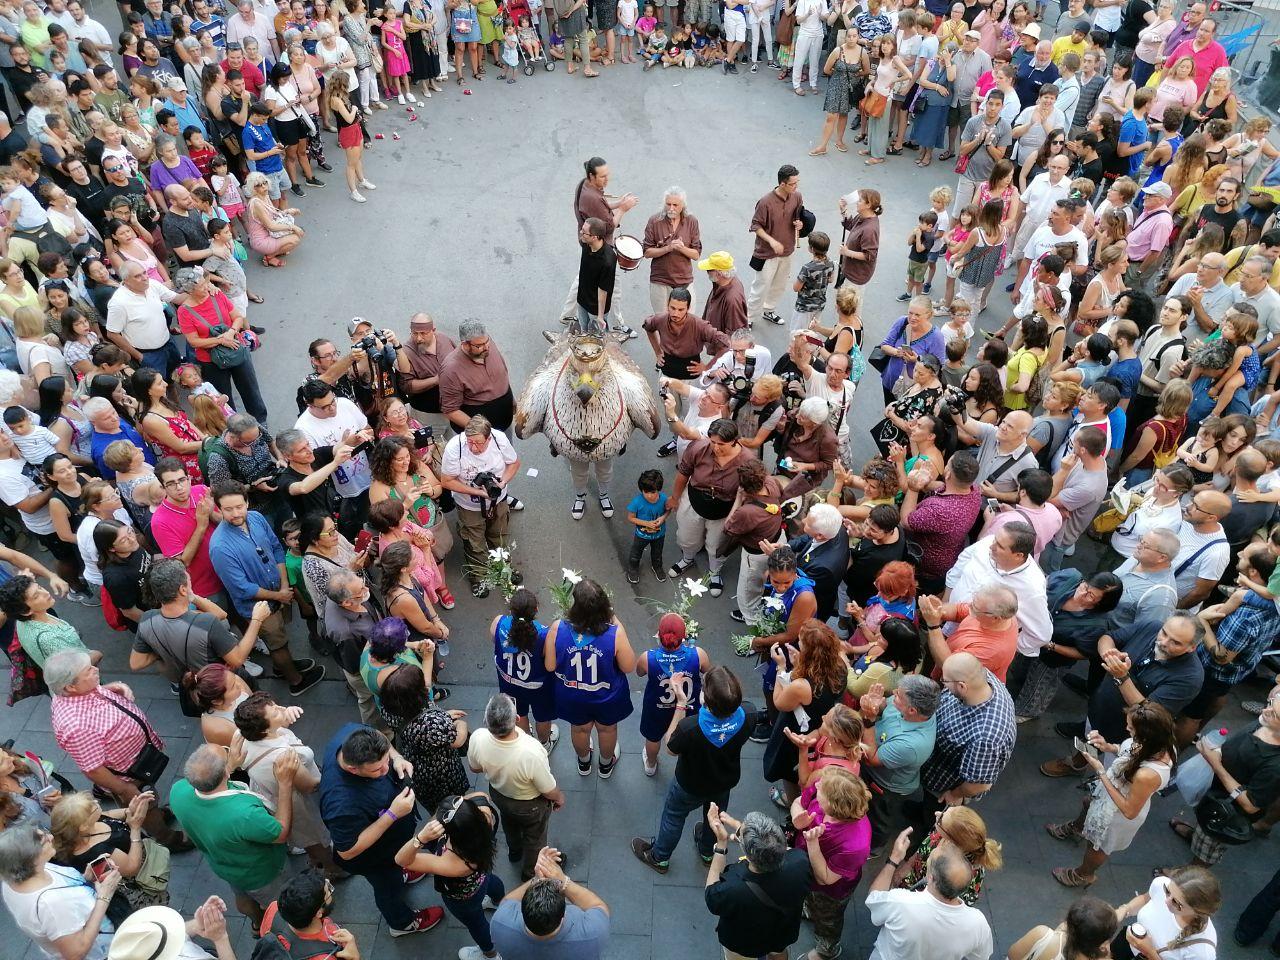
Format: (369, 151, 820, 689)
(713, 845, 728, 856)
(1113, 674, 1130, 687)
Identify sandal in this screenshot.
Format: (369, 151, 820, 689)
(938, 151, 955, 161)
(886, 146, 903, 156)
(835, 142, 848, 152)
(865, 158, 885, 165)
(1051, 867, 1095, 888)
(261, 255, 283, 268)
(583, 70, 600, 77)
(247, 292, 264, 304)
(1169, 818, 1195, 841)
(854, 133, 866, 143)
(1045, 821, 1082, 842)
(769, 786, 788, 810)
(858, 148, 870, 156)
(436, 587, 456, 610)
(809, 147, 827, 156)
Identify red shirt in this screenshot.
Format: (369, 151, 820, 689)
(177, 289, 239, 364)
(188, 145, 217, 181)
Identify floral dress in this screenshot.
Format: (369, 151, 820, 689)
(871, 384, 944, 455)
(387, 705, 471, 811)
(144, 408, 203, 478)
(899, 829, 986, 905)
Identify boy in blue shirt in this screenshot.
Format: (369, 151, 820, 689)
(627, 469, 671, 584)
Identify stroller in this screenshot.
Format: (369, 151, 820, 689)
(502, 0, 554, 74)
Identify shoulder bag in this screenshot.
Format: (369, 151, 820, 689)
(100, 694, 169, 787)
(1194, 789, 1254, 844)
(867, 316, 907, 374)
(201, 295, 250, 370)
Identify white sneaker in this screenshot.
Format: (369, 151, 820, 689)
(458, 948, 500, 960)
(643, 756, 657, 777)
(359, 179, 377, 190)
(254, 637, 270, 656)
(397, 93, 406, 104)
(351, 190, 367, 203)
(542, 724, 560, 754)
(242, 660, 264, 678)
(407, 91, 419, 103)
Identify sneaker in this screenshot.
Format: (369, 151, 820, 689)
(748, 719, 772, 743)
(458, 948, 498, 960)
(750, 62, 758, 72)
(694, 823, 714, 864)
(729, 607, 747, 623)
(275, 657, 316, 678)
(481, 895, 500, 911)
(598, 494, 614, 518)
(577, 752, 594, 776)
(507, 845, 523, 863)
(922, 282, 931, 293)
(708, 575, 724, 597)
(66, 589, 98, 606)
(389, 905, 444, 937)
(288, 663, 326, 696)
(762, 310, 783, 324)
(723, 61, 730, 74)
(598, 751, 620, 779)
(542, 725, 560, 754)
(572, 495, 587, 520)
(630, 837, 669, 874)
(611, 323, 636, 341)
(471, 582, 490, 598)
(350, 190, 367, 203)
(402, 868, 428, 885)
(397, 92, 406, 104)
(651, 565, 667, 582)
(727, 62, 738, 73)
(657, 439, 678, 458)
(359, 179, 377, 190)
(318, 160, 334, 172)
(407, 92, 419, 103)
(1004, 282, 1016, 292)
(290, 183, 306, 197)
(304, 176, 325, 187)
(896, 292, 911, 302)
(627, 568, 640, 584)
(668, 558, 696, 579)
(242, 660, 264, 678)
(643, 754, 657, 776)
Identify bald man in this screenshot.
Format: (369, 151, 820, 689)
(161, 183, 214, 265)
(1173, 490, 1233, 610)
(1224, 448, 1274, 548)
(961, 409, 1037, 498)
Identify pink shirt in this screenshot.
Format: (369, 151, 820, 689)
(150, 483, 224, 598)
(1150, 76, 1198, 124)
(1164, 38, 1228, 95)
(1126, 205, 1175, 261)
(987, 502, 1063, 560)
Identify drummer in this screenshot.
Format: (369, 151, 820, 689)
(562, 156, 639, 335)
(643, 288, 731, 457)
(641, 186, 703, 316)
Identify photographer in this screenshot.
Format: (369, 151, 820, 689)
(732, 373, 786, 456)
(201, 413, 291, 530)
(440, 414, 521, 599)
(297, 330, 378, 416)
(275, 428, 363, 524)
(346, 318, 403, 417)
(788, 333, 856, 466)
(659, 378, 731, 460)
(697, 327, 772, 391)
(294, 380, 374, 540)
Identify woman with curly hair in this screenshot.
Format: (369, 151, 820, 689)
(762, 619, 849, 807)
(377, 543, 449, 696)
(1046, 701, 1175, 887)
(367, 433, 452, 562)
(827, 455, 899, 522)
(955, 362, 1004, 439)
(544, 578, 636, 779)
(894, 804, 1003, 905)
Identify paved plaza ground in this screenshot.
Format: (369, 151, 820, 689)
(3, 42, 1279, 959)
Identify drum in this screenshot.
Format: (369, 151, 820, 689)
(615, 234, 643, 271)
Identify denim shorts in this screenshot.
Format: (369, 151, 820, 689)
(262, 167, 290, 199)
(617, 24, 634, 35)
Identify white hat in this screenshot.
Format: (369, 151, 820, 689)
(1145, 182, 1173, 200)
(107, 906, 189, 960)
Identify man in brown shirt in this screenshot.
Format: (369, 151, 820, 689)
(642, 187, 702, 316)
(719, 458, 786, 625)
(698, 252, 749, 335)
(561, 156, 638, 330)
(643, 288, 731, 455)
(746, 164, 803, 326)
(396, 312, 456, 420)
(438, 319, 515, 433)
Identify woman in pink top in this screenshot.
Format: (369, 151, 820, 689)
(288, 42, 331, 175)
(1149, 56, 1199, 125)
(107, 219, 169, 284)
(1132, 0, 1176, 87)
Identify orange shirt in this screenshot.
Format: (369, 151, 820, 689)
(931, 604, 1018, 683)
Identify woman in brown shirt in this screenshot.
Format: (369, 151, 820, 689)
(777, 396, 839, 497)
(838, 189, 882, 287)
(668, 419, 747, 597)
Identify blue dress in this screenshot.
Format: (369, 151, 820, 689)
(551, 620, 635, 726)
(760, 574, 816, 693)
(910, 60, 951, 150)
(638, 644, 702, 742)
(493, 614, 555, 723)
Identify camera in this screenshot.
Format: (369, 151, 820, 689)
(778, 371, 804, 411)
(412, 424, 434, 449)
(659, 384, 671, 401)
(354, 332, 399, 369)
(729, 353, 758, 400)
(472, 470, 503, 501)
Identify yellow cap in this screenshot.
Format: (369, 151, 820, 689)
(697, 251, 735, 271)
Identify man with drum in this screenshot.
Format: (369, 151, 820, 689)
(644, 288, 731, 457)
(698, 251, 749, 335)
(641, 186, 702, 316)
(562, 156, 639, 336)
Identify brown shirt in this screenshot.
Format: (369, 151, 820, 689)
(575, 180, 615, 244)
(398, 333, 456, 391)
(721, 475, 786, 555)
(437, 343, 511, 414)
(779, 423, 839, 498)
(841, 215, 881, 286)
(749, 187, 804, 261)
(642, 211, 702, 288)
(642, 312, 731, 360)
(703, 277, 749, 335)
(677, 437, 746, 501)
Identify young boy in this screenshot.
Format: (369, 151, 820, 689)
(791, 230, 835, 331)
(923, 186, 952, 296)
(281, 516, 323, 649)
(2, 406, 60, 465)
(627, 469, 671, 583)
(941, 337, 969, 389)
(641, 22, 669, 70)
(698, 22, 725, 66)
(941, 298, 974, 346)
(899, 210, 938, 302)
(183, 126, 218, 181)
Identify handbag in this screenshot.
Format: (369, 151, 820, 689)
(1194, 791, 1254, 844)
(101, 694, 170, 787)
(267, 210, 297, 239)
(130, 837, 171, 896)
(201, 295, 250, 369)
(861, 89, 887, 118)
(868, 316, 908, 374)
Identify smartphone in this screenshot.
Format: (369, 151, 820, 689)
(353, 529, 374, 554)
(88, 854, 112, 882)
(35, 784, 59, 799)
(984, 498, 1000, 513)
(1073, 736, 1100, 761)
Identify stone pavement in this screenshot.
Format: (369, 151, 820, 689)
(4, 18, 1280, 956)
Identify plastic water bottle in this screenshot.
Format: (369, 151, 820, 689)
(1199, 727, 1229, 749)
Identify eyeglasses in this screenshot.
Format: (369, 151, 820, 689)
(162, 477, 190, 489)
(1051, 139, 1065, 145)
(312, 399, 337, 411)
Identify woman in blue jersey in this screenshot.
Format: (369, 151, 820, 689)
(489, 588, 559, 753)
(543, 578, 637, 779)
(748, 546, 819, 743)
(636, 613, 710, 778)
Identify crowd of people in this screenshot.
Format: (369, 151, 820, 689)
(0, 0, 1280, 958)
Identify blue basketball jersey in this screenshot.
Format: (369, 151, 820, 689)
(641, 645, 702, 717)
(493, 614, 552, 695)
(553, 620, 627, 708)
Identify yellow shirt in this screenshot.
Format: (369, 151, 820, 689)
(1051, 35, 1086, 66)
(1223, 243, 1280, 290)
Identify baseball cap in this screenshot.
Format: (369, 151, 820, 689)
(1073, 20, 1090, 33)
(964, 29, 981, 39)
(697, 251, 734, 271)
(1145, 182, 1173, 199)
(347, 317, 373, 335)
(1021, 23, 1041, 39)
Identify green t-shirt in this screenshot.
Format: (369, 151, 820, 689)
(168, 779, 285, 891)
(358, 647, 422, 708)
(16, 617, 89, 668)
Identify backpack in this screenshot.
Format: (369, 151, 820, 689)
(251, 936, 295, 960)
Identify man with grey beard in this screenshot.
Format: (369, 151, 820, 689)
(642, 186, 703, 316)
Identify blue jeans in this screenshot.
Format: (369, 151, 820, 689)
(651, 778, 729, 863)
(445, 873, 505, 953)
(139, 339, 186, 376)
(354, 860, 414, 930)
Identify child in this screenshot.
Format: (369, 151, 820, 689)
(641, 21, 668, 70)
(1193, 312, 1262, 418)
(899, 210, 938, 302)
(616, 0, 638, 61)
(517, 14, 542, 60)
(380, 3, 415, 104)
(635, 1, 658, 49)
(978, 337, 1008, 385)
(627, 468, 671, 582)
(3, 407, 60, 465)
(183, 127, 217, 182)
(501, 22, 519, 82)
(1176, 416, 1228, 488)
(941, 298, 974, 347)
(843, 561, 917, 657)
(944, 204, 977, 307)
(1103, 319, 1142, 405)
(368, 498, 454, 611)
(490, 587, 558, 748)
(661, 23, 690, 68)
(698, 22, 724, 66)
(923, 186, 953, 296)
(173, 362, 235, 418)
(791, 230, 835, 332)
(281, 517, 324, 649)
(635, 612, 707, 777)
(1051, 332, 1113, 389)
(209, 155, 246, 236)
(941, 337, 969, 389)
(60, 310, 101, 381)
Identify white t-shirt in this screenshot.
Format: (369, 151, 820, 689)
(105, 280, 180, 352)
(804, 369, 856, 443)
(1110, 496, 1182, 558)
(1, 864, 115, 960)
(294, 397, 372, 498)
(0, 457, 54, 535)
(1171, 521, 1231, 601)
(697, 346, 773, 389)
(440, 429, 518, 512)
(76, 508, 133, 586)
(317, 38, 359, 91)
(16, 340, 72, 382)
(677, 387, 719, 458)
(1135, 876, 1217, 960)
(866, 888, 993, 960)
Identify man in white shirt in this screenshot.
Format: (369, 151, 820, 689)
(294, 379, 373, 538)
(1009, 154, 1072, 267)
(866, 827, 993, 960)
(1013, 199, 1088, 303)
(946, 525, 1052, 657)
(1234, 255, 1280, 360)
(788, 334, 856, 464)
(225, 0, 279, 56)
(697, 328, 771, 391)
(65, 0, 113, 56)
(1172, 490, 1233, 610)
(660, 379, 730, 459)
(440, 414, 521, 598)
(104, 262, 185, 374)
(0, 430, 54, 540)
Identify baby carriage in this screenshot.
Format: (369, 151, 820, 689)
(502, 0, 554, 74)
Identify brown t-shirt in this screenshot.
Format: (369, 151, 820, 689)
(841, 214, 880, 286)
(721, 475, 786, 555)
(642, 312, 731, 360)
(575, 180, 615, 244)
(703, 277, 749, 335)
(749, 187, 804, 261)
(677, 437, 746, 501)
(399, 333, 456, 387)
(437, 344, 511, 413)
(779, 424, 839, 498)
(642, 211, 702, 288)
